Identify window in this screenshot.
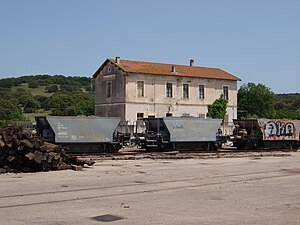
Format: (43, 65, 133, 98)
(137, 81, 144, 97)
(223, 86, 229, 100)
(108, 67, 111, 72)
(106, 81, 112, 98)
(199, 114, 205, 118)
(137, 113, 144, 120)
(166, 113, 172, 117)
(183, 84, 189, 99)
(182, 113, 190, 117)
(199, 85, 205, 99)
(166, 83, 173, 98)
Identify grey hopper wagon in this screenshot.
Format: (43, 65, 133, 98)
(142, 117, 222, 151)
(35, 116, 122, 153)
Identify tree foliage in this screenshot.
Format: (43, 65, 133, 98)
(0, 91, 24, 127)
(0, 75, 95, 124)
(28, 81, 38, 88)
(45, 84, 59, 93)
(45, 92, 94, 116)
(0, 75, 92, 88)
(238, 83, 275, 118)
(207, 95, 228, 121)
(273, 93, 300, 119)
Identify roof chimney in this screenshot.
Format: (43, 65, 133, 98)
(115, 56, 120, 64)
(171, 66, 176, 73)
(190, 59, 194, 66)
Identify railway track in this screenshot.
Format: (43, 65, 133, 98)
(67, 148, 297, 160)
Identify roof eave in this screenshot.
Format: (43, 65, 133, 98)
(123, 71, 241, 81)
(92, 58, 110, 78)
(92, 58, 127, 78)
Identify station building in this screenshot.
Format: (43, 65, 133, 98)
(93, 57, 241, 131)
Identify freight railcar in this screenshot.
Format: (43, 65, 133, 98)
(232, 119, 300, 150)
(138, 117, 223, 151)
(35, 116, 122, 153)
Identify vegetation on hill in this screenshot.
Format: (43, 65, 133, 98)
(238, 82, 300, 119)
(0, 75, 92, 90)
(0, 75, 94, 127)
(273, 93, 300, 120)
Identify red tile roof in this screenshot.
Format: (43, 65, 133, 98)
(94, 58, 241, 81)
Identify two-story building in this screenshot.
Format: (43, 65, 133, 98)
(93, 57, 241, 127)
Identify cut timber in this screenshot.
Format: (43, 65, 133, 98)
(0, 126, 95, 173)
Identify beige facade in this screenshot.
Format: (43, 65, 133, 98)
(93, 58, 240, 128)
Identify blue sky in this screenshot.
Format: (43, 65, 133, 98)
(0, 0, 299, 93)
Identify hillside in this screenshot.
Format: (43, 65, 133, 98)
(273, 93, 300, 119)
(0, 75, 94, 126)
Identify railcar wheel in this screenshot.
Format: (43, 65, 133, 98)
(109, 144, 121, 153)
(236, 142, 245, 150)
(291, 141, 299, 151)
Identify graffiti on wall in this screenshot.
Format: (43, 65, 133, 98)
(262, 121, 296, 140)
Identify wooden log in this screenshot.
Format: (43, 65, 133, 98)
(50, 152, 61, 160)
(3, 165, 12, 173)
(17, 145, 24, 151)
(1, 132, 10, 143)
(21, 131, 30, 139)
(44, 142, 61, 153)
(40, 161, 51, 171)
(58, 163, 72, 170)
(12, 138, 20, 148)
(51, 159, 60, 169)
(39, 145, 47, 152)
(0, 139, 5, 148)
(7, 156, 15, 162)
(32, 138, 43, 149)
(33, 151, 47, 164)
(25, 152, 35, 161)
(20, 139, 34, 148)
(47, 154, 53, 164)
(71, 164, 83, 171)
(6, 142, 13, 148)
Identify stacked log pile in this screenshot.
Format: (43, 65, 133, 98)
(0, 126, 94, 173)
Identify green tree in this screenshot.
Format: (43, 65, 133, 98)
(45, 84, 59, 93)
(75, 97, 94, 115)
(207, 95, 228, 121)
(28, 80, 38, 88)
(0, 94, 24, 127)
(47, 93, 74, 115)
(60, 84, 80, 92)
(23, 97, 41, 113)
(14, 89, 40, 113)
(238, 83, 275, 118)
(64, 106, 77, 116)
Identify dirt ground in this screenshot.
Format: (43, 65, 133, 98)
(1, 152, 300, 225)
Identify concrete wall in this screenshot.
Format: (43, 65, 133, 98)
(125, 73, 238, 122)
(94, 61, 126, 119)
